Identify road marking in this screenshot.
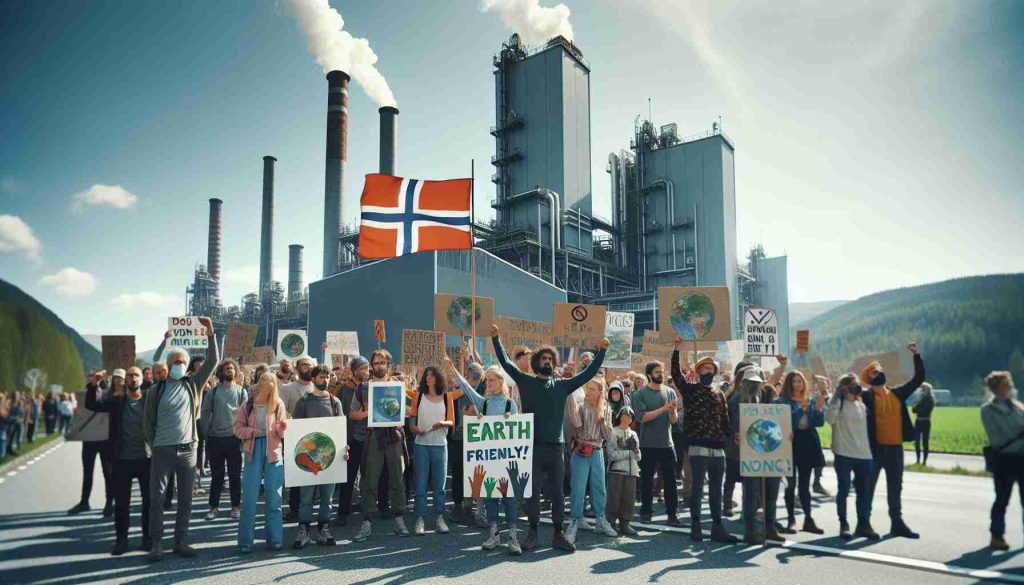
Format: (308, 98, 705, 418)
(17, 466, 27, 471)
(0, 478, 5, 484)
(5, 471, 16, 477)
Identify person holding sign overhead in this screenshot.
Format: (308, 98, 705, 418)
(491, 323, 608, 554)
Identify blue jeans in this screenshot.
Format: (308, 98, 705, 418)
(835, 455, 872, 525)
(413, 443, 447, 516)
(239, 437, 284, 547)
(300, 483, 335, 525)
(570, 449, 607, 520)
(485, 497, 518, 524)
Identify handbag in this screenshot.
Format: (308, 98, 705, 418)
(573, 439, 594, 458)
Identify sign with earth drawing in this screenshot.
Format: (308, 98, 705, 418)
(283, 416, 347, 487)
(739, 403, 792, 477)
(553, 303, 607, 349)
(744, 307, 779, 356)
(434, 294, 495, 336)
(604, 311, 635, 368)
(367, 380, 407, 428)
(657, 286, 732, 343)
(277, 329, 309, 359)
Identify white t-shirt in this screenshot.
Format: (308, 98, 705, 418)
(415, 397, 447, 447)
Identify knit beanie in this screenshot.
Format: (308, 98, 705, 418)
(350, 355, 369, 372)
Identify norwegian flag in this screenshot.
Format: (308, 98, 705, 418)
(358, 174, 472, 259)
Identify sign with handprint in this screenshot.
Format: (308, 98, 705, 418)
(462, 413, 534, 499)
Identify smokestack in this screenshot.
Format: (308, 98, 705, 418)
(288, 244, 304, 301)
(379, 106, 398, 174)
(207, 198, 222, 299)
(323, 70, 349, 278)
(260, 156, 276, 297)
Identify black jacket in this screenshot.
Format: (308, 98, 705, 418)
(85, 382, 148, 458)
(861, 354, 926, 449)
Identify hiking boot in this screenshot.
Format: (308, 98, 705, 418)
(111, 538, 129, 556)
(619, 520, 638, 536)
(353, 520, 372, 542)
(521, 526, 538, 550)
(230, 507, 241, 520)
(991, 533, 1010, 551)
(889, 521, 920, 539)
(67, 501, 90, 515)
(690, 522, 704, 542)
(205, 507, 220, 521)
(711, 523, 739, 544)
(802, 517, 824, 535)
(666, 515, 684, 528)
(813, 480, 830, 497)
(564, 519, 579, 544)
(147, 540, 163, 562)
(319, 523, 336, 546)
(854, 522, 881, 540)
(394, 516, 410, 536)
(102, 501, 114, 517)
(413, 516, 426, 537)
(743, 522, 763, 545)
(173, 541, 196, 557)
(482, 523, 500, 550)
(839, 521, 853, 541)
(552, 530, 576, 553)
(293, 523, 311, 549)
(595, 517, 618, 537)
(508, 525, 522, 555)
(436, 515, 450, 534)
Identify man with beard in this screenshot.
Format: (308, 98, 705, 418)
(491, 324, 608, 554)
(334, 357, 366, 526)
(68, 370, 117, 518)
(201, 358, 248, 521)
(280, 356, 317, 522)
(632, 361, 683, 527)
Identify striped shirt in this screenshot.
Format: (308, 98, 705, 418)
(570, 401, 613, 447)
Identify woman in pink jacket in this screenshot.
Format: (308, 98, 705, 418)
(234, 372, 288, 553)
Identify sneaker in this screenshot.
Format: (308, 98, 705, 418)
(854, 522, 881, 540)
(595, 517, 618, 537)
(147, 540, 163, 563)
(173, 541, 196, 558)
(436, 515, 450, 534)
(205, 507, 220, 521)
(812, 481, 831, 497)
(580, 517, 595, 532)
(319, 523, 336, 546)
(711, 523, 739, 544)
(111, 538, 129, 556)
(802, 517, 824, 535)
(839, 521, 853, 541)
(889, 521, 920, 539)
(294, 524, 311, 549)
(666, 515, 684, 528)
(991, 534, 1010, 551)
(552, 530, 576, 553)
(414, 516, 426, 537)
(473, 513, 489, 529)
(394, 516, 410, 536)
(521, 526, 538, 550)
(230, 507, 241, 520)
(67, 501, 90, 515)
(564, 519, 579, 544)
(353, 520, 372, 542)
(102, 502, 114, 517)
(508, 525, 522, 555)
(482, 523, 500, 550)
(618, 520, 638, 536)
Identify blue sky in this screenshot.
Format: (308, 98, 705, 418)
(1, 0, 1022, 346)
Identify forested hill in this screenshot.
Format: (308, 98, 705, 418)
(802, 273, 1024, 393)
(0, 279, 97, 391)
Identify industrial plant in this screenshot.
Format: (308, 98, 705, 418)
(185, 33, 790, 358)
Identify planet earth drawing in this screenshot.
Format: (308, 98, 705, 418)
(745, 418, 783, 454)
(446, 297, 481, 331)
(281, 333, 305, 358)
(669, 292, 715, 340)
(375, 394, 401, 421)
(293, 432, 336, 475)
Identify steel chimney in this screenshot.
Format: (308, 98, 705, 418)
(207, 198, 222, 299)
(288, 244, 304, 301)
(323, 70, 350, 278)
(379, 106, 398, 175)
(259, 155, 276, 298)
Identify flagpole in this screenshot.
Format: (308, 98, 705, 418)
(470, 159, 477, 358)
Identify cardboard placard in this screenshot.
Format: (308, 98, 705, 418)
(848, 351, 907, 386)
(434, 294, 496, 336)
(641, 341, 675, 364)
(657, 286, 732, 343)
(374, 320, 386, 344)
(795, 329, 810, 354)
(168, 316, 209, 349)
(253, 346, 274, 365)
(326, 331, 360, 357)
(643, 330, 660, 346)
(101, 335, 136, 374)
(810, 355, 828, 379)
(277, 329, 309, 360)
(490, 316, 553, 355)
(552, 303, 607, 349)
(739, 403, 792, 477)
(367, 380, 407, 427)
(744, 307, 779, 356)
(283, 416, 348, 487)
(463, 413, 534, 499)
(401, 329, 445, 369)
(604, 312, 635, 368)
(66, 391, 110, 442)
(224, 322, 258, 359)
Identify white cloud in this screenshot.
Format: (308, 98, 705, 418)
(111, 291, 178, 310)
(73, 184, 139, 210)
(40, 267, 97, 298)
(0, 214, 42, 260)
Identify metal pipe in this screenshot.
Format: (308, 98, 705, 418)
(324, 70, 350, 278)
(288, 244, 304, 301)
(539, 188, 560, 285)
(259, 156, 276, 298)
(379, 106, 398, 174)
(207, 198, 222, 300)
(651, 179, 677, 271)
(693, 202, 699, 285)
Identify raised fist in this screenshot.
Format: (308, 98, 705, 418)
(490, 324, 499, 338)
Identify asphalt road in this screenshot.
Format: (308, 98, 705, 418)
(0, 439, 1021, 585)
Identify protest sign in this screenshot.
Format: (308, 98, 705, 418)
(374, 320, 386, 344)
(739, 403, 792, 477)
(552, 303, 607, 349)
(283, 416, 348, 487)
(434, 294, 496, 336)
(277, 329, 308, 359)
(848, 351, 907, 386)
(489, 317, 552, 356)
(224, 322, 258, 359)
(795, 329, 810, 354)
(401, 329, 445, 369)
(253, 346, 274, 365)
(101, 335, 136, 374)
(66, 391, 109, 442)
(658, 286, 732, 343)
(743, 307, 779, 356)
(604, 311, 635, 368)
(642, 341, 675, 364)
(326, 331, 360, 357)
(810, 355, 828, 378)
(168, 316, 209, 350)
(463, 413, 534, 499)
(367, 380, 407, 427)
(643, 330, 660, 346)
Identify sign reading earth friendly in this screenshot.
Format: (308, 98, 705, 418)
(745, 418, 783, 453)
(669, 291, 716, 340)
(446, 296, 482, 331)
(281, 333, 305, 358)
(293, 432, 336, 475)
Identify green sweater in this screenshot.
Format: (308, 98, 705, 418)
(492, 336, 606, 444)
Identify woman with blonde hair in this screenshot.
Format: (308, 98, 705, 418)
(775, 369, 828, 534)
(981, 371, 1024, 551)
(233, 372, 288, 553)
(566, 376, 617, 544)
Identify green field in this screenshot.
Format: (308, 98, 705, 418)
(818, 406, 987, 455)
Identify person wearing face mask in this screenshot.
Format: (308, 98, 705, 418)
(859, 341, 925, 540)
(632, 361, 682, 527)
(85, 367, 151, 555)
(826, 374, 878, 541)
(280, 356, 317, 522)
(201, 359, 248, 522)
(491, 324, 609, 554)
(143, 317, 219, 562)
(981, 371, 1024, 551)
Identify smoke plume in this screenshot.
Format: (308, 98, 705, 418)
(287, 0, 396, 107)
(480, 0, 574, 46)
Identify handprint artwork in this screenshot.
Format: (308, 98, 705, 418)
(462, 413, 534, 498)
